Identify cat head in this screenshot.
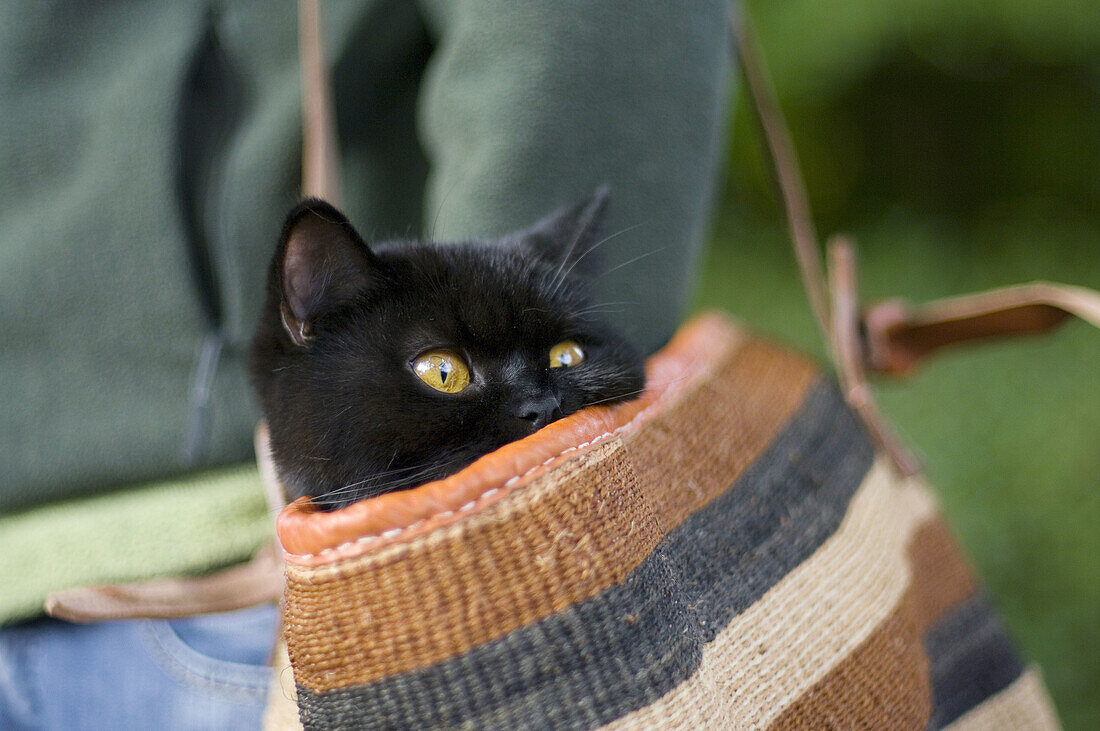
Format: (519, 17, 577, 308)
(250, 189, 645, 509)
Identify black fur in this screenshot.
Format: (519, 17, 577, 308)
(250, 189, 645, 509)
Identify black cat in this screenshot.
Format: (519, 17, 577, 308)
(250, 189, 645, 510)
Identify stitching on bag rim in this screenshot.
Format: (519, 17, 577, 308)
(295, 416, 645, 560)
(290, 337, 727, 560)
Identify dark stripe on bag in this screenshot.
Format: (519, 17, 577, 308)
(296, 379, 875, 730)
(924, 592, 1024, 729)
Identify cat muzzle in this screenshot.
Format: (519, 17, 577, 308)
(514, 394, 563, 431)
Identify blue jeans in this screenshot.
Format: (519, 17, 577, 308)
(0, 604, 279, 730)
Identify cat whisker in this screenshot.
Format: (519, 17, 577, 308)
(576, 308, 626, 317)
(549, 224, 643, 299)
(594, 246, 667, 279)
(579, 369, 700, 409)
(549, 217, 591, 294)
(332, 460, 447, 488)
(318, 447, 471, 499)
(311, 403, 357, 452)
(260, 453, 462, 515)
(427, 174, 465, 242)
(570, 300, 639, 318)
(573, 300, 638, 310)
(581, 388, 649, 408)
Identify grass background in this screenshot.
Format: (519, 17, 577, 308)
(693, 3, 1099, 727)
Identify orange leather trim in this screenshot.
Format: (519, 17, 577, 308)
(275, 312, 741, 560)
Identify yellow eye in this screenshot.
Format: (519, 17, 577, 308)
(412, 350, 471, 393)
(549, 340, 585, 368)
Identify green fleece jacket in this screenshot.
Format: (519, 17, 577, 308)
(0, 0, 730, 622)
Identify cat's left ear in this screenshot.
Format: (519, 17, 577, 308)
(275, 199, 378, 347)
(515, 186, 610, 276)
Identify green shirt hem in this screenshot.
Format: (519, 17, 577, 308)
(1, 464, 271, 625)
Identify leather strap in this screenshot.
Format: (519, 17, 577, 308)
(731, 4, 1100, 473)
(827, 238, 922, 475)
(829, 240, 1100, 475)
(731, 9, 830, 339)
(863, 282, 1100, 376)
(299, 0, 341, 205)
(44, 426, 290, 623)
(44, 543, 284, 623)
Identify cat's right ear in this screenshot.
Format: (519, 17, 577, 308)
(513, 186, 611, 277)
(275, 199, 377, 347)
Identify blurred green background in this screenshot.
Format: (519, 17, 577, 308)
(693, 2, 1099, 727)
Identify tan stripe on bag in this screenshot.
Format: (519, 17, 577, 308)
(604, 460, 937, 729)
(769, 518, 979, 728)
(943, 668, 1060, 731)
(770, 592, 931, 729)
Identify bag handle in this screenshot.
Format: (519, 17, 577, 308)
(730, 10, 830, 339)
(731, 5, 1100, 473)
(299, 0, 341, 205)
(861, 281, 1100, 374)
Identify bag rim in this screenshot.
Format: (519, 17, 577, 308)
(274, 312, 744, 563)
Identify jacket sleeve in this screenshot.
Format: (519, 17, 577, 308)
(418, 0, 731, 353)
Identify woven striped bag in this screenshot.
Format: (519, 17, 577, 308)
(257, 4, 1089, 728)
(271, 312, 1060, 730)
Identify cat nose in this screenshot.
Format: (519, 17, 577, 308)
(515, 394, 562, 430)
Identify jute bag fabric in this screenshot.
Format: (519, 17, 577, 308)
(274, 313, 1059, 729)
